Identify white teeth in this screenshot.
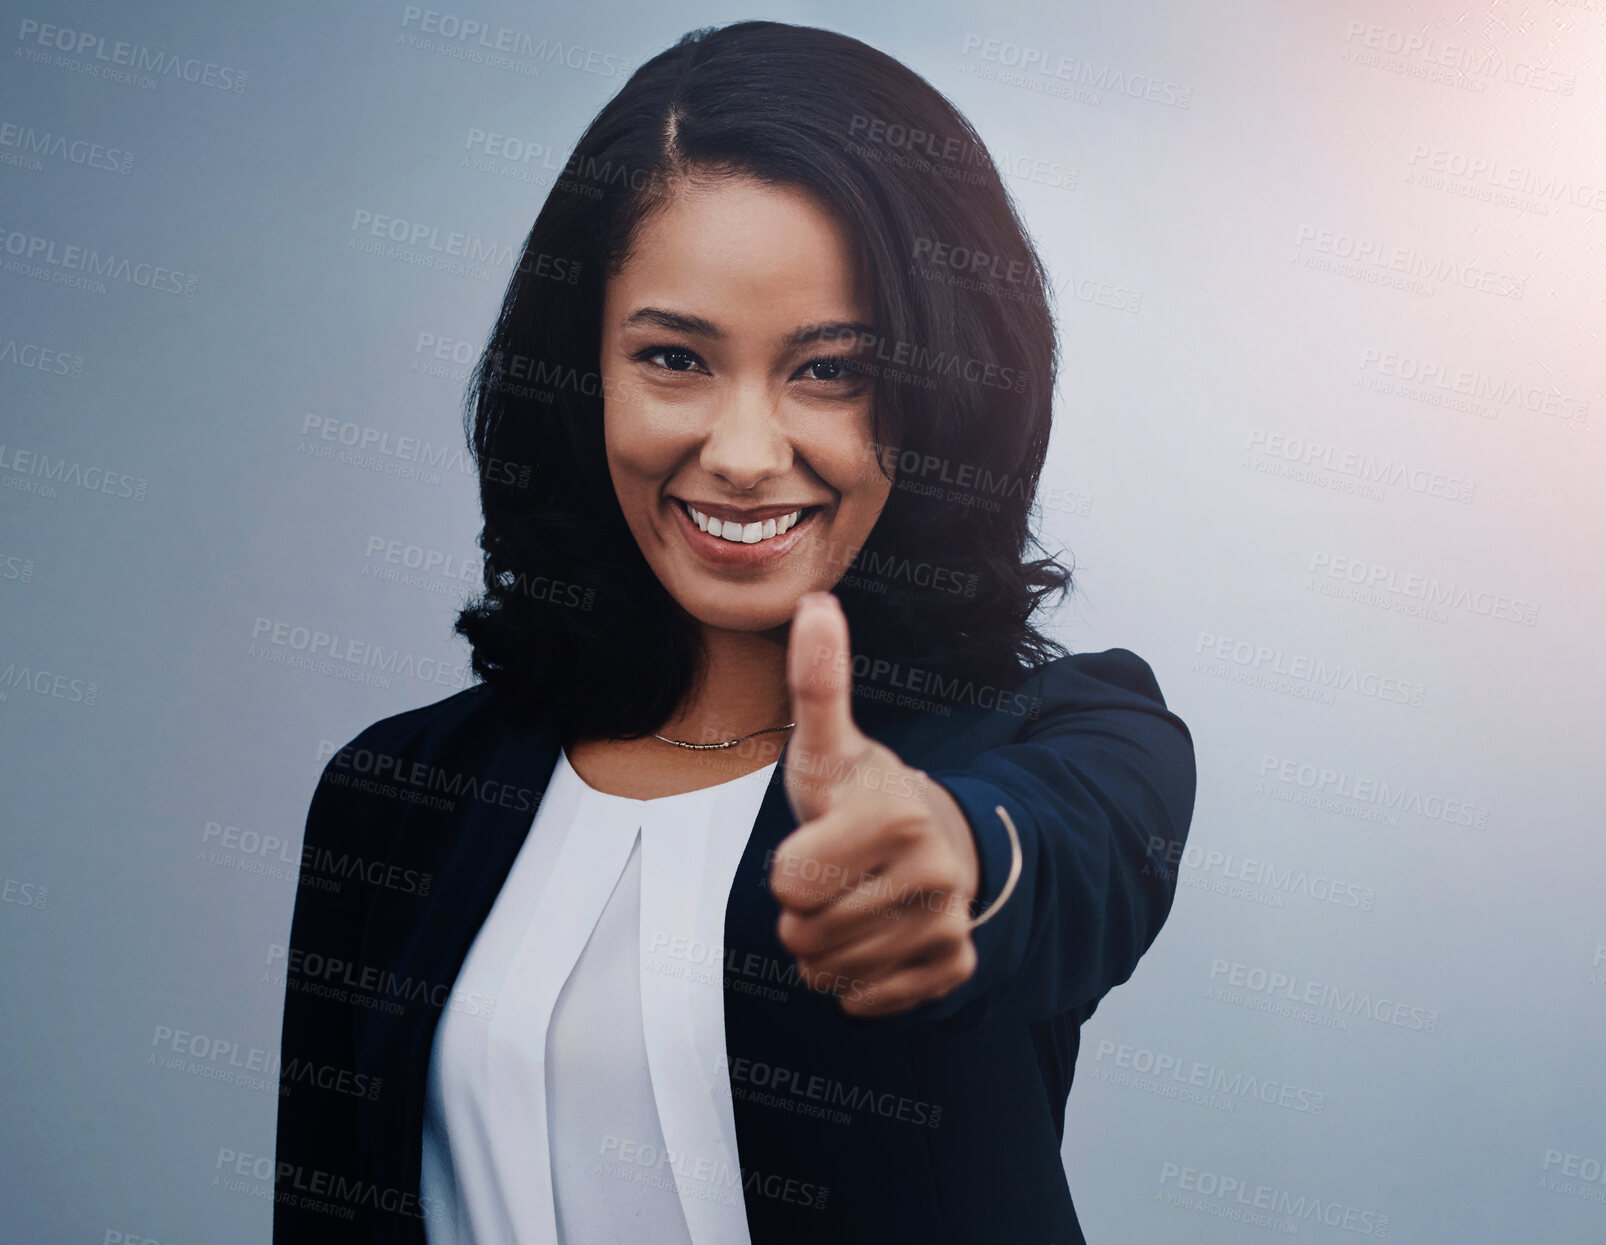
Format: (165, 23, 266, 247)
(683, 503, 804, 544)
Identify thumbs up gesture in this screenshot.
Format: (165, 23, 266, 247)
(771, 592, 982, 1017)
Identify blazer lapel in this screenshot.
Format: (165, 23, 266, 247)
(354, 698, 563, 1239)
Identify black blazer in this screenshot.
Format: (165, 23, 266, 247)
(273, 647, 1195, 1244)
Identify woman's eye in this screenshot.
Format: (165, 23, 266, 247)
(633, 347, 862, 384)
(799, 356, 861, 382)
(648, 347, 701, 372)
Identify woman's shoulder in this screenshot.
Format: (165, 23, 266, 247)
(303, 681, 532, 845)
(1017, 646, 1194, 766)
(1020, 646, 1173, 711)
(325, 681, 517, 766)
(1016, 647, 1196, 787)
(309, 683, 531, 813)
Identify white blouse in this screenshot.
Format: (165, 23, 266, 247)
(421, 746, 779, 1245)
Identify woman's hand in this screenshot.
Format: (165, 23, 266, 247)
(771, 592, 981, 1017)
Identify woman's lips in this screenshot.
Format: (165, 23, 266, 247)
(669, 497, 821, 566)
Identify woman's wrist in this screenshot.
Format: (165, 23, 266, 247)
(920, 775, 982, 922)
(965, 806, 1022, 929)
(924, 773, 1024, 930)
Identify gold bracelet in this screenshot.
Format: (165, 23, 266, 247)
(966, 805, 1022, 929)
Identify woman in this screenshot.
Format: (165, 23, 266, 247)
(275, 19, 1196, 1245)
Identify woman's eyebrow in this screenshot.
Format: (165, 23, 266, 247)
(784, 321, 876, 349)
(623, 307, 722, 337)
(621, 308, 875, 350)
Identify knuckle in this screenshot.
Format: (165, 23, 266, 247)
(887, 809, 929, 852)
(925, 859, 963, 894)
(805, 925, 834, 957)
(777, 912, 813, 954)
(770, 877, 803, 910)
(907, 856, 957, 897)
(926, 928, 964, 964)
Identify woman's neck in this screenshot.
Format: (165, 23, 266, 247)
(561, 620, 793, 796)
(656, 622, 793, 746)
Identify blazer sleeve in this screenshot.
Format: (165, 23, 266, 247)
(273, 735, 382, 1241)
(863, 646, 1196, 1033)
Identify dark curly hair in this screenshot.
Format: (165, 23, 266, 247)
(454, 19, 1075, 740)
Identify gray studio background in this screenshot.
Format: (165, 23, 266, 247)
(3, 0, 1602, 1241)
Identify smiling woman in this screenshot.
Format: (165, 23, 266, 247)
(452, 28, 1075, 754)
(276, 18, 1196, 1245)
(601, 177, 890, 620)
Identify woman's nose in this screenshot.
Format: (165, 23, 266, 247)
(698, 385, 793, 491)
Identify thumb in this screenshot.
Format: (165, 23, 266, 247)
(786, 593, 863, 799)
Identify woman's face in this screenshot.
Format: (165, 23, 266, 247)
(599, 174, 894, 635)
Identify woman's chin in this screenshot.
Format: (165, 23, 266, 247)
(671, 587, 813, 635)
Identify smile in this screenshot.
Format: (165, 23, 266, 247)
(681, 501, 808, 544)
(669, 498, 824, 566)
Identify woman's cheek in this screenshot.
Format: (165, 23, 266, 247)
(803, 416, 880, 489)
(608, 401, 688, 474)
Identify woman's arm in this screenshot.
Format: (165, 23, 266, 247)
(870, 646, 1196, 1032)
(272, 743, 379, 1241)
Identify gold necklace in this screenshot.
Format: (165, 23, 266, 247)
(651, 722, 795, 750)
